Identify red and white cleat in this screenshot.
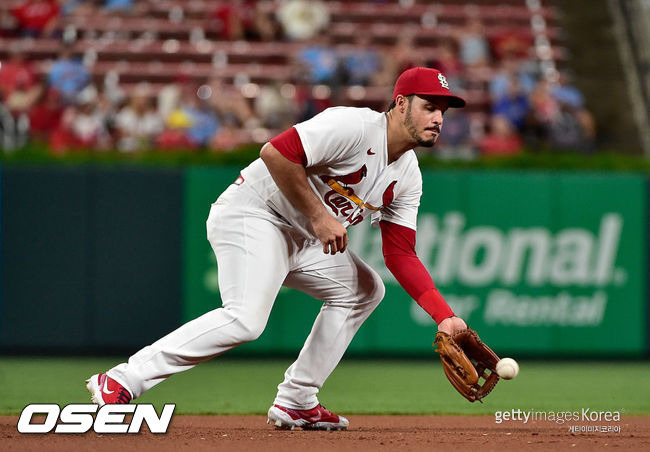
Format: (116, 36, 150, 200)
(85, 373, 132, 406)
(267, 404, 349, 430)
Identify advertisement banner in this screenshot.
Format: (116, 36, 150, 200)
(183, 168, 646, 356)
(350, 171, 646, 355)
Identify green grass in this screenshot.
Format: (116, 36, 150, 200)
(0, 357, 648, 415)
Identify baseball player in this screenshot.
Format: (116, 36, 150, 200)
(86, 67, 468, 430)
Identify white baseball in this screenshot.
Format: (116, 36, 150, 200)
(496, 358, 519, 380)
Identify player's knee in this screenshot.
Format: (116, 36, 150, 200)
(375, 278, 386, 302)
(232, 313, 267, 343)
(357, 270, 385, 309)
(368, 273, 385, 306)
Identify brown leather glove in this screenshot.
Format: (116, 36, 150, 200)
(434, 328, 500, 403)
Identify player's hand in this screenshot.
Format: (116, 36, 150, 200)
(437, 316, 467, 335)
(311, 213, 348, 255)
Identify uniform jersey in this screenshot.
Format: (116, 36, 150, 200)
(239, 107, 423, 240)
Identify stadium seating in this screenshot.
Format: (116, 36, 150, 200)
(0, 0, 565, 149)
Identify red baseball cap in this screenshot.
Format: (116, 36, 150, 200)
(393, 67, 466, 108)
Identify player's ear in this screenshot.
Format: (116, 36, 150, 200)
(396, 95, 407, 113)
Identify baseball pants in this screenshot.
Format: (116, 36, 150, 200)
(108, 182, 385, 409)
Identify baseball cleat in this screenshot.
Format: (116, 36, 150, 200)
(267, 404, 349, 431)
(85, 373, 132, 406)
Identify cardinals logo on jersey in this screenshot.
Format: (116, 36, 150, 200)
(320, 163, 399, 226)
(319, 165, 367, 187)
(320, 165, 368, 216)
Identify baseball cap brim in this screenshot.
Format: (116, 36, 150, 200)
(412, 92, 466, 108)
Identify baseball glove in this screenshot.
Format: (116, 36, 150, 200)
(434, 328, 500, 403)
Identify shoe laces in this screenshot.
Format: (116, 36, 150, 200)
(318, 405, 333, 415)
(116, 389, 132, 404)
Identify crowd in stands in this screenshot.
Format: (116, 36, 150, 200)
(0, 0, 596, 157)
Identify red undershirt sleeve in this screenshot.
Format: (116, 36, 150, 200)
(269, 127, 307, 166)
(380, 220, 454, 325)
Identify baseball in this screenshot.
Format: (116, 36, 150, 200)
(496, 358, 519, 380)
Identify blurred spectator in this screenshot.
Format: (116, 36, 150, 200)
(210, 0, 275, 41)
(185, 102, 220, 148)
(378, 29, 424, 86)
(48, 46, 90, 104)
(479, 115, 523, 156)
(4, 77, 42, 116)
(211, 0, 245, 41)
(252, 1, 279, 41)
(28, 88, 64, 142)
(293, 82, 333, 122)
(162, 86, 220, 148)
(530, 78, 560, 124)
(10, 0, 61, 37)
(59, 0, 88, 16)
(491, 78, 530, 132)
(434, 108, 476, 160)
(157, 83, 183, 121)
(458, 16, 491, 69)
(50, 85, 110, 153)
(490, 29, 531, 61)
(0, 44, 38, 101)
(211, 124, 245, 152)
(206, 78, 257, 129)
(547, 104, 595, 153)
(527, 78, 560, 147)
(103, 0, 133, 13)
(527, 76, 596, 152)
(114, 84, 164, 152)
(255, 83, 296, 129)
(552, 71, 585, 110)
(489, 56, 536, 101)
(342, 35, 383, 86)
(0, 8, 14, 38)
(156, 109, 195, 150)
(295, 34, 342, 86)
(277, 0, 329, 41)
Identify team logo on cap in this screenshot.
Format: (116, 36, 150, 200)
(438, 73, 449, 89)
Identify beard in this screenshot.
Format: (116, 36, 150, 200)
(404, 106, 438, 148)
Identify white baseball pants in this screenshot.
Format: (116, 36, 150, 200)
(108, 182, 385, 409)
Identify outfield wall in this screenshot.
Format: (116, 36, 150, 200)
(0, 167, 183, 350)
(1, 166, 647, 357)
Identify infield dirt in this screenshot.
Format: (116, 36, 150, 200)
(2, 415, 648, 451)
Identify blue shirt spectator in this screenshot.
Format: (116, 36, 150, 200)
(492, 93, 530, 131)
(298, 43, 339, 84)
(103, 0, 133, 12)
(489, 58, 535, 101)
(552, 71, 585, 109)
(185, 106, 220, 147)
(344, 48, 381, 86)
(491, 77, 531, 131)
(552, 85, 584, 109)
(48, 50, 90, 103)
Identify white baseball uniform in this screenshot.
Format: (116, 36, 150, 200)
(107, 106, 423, 409)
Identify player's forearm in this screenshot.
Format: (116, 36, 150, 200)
(384, 254, 455, 324)
(260, 142, 330, 223)
(380, 221, 454, 324)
